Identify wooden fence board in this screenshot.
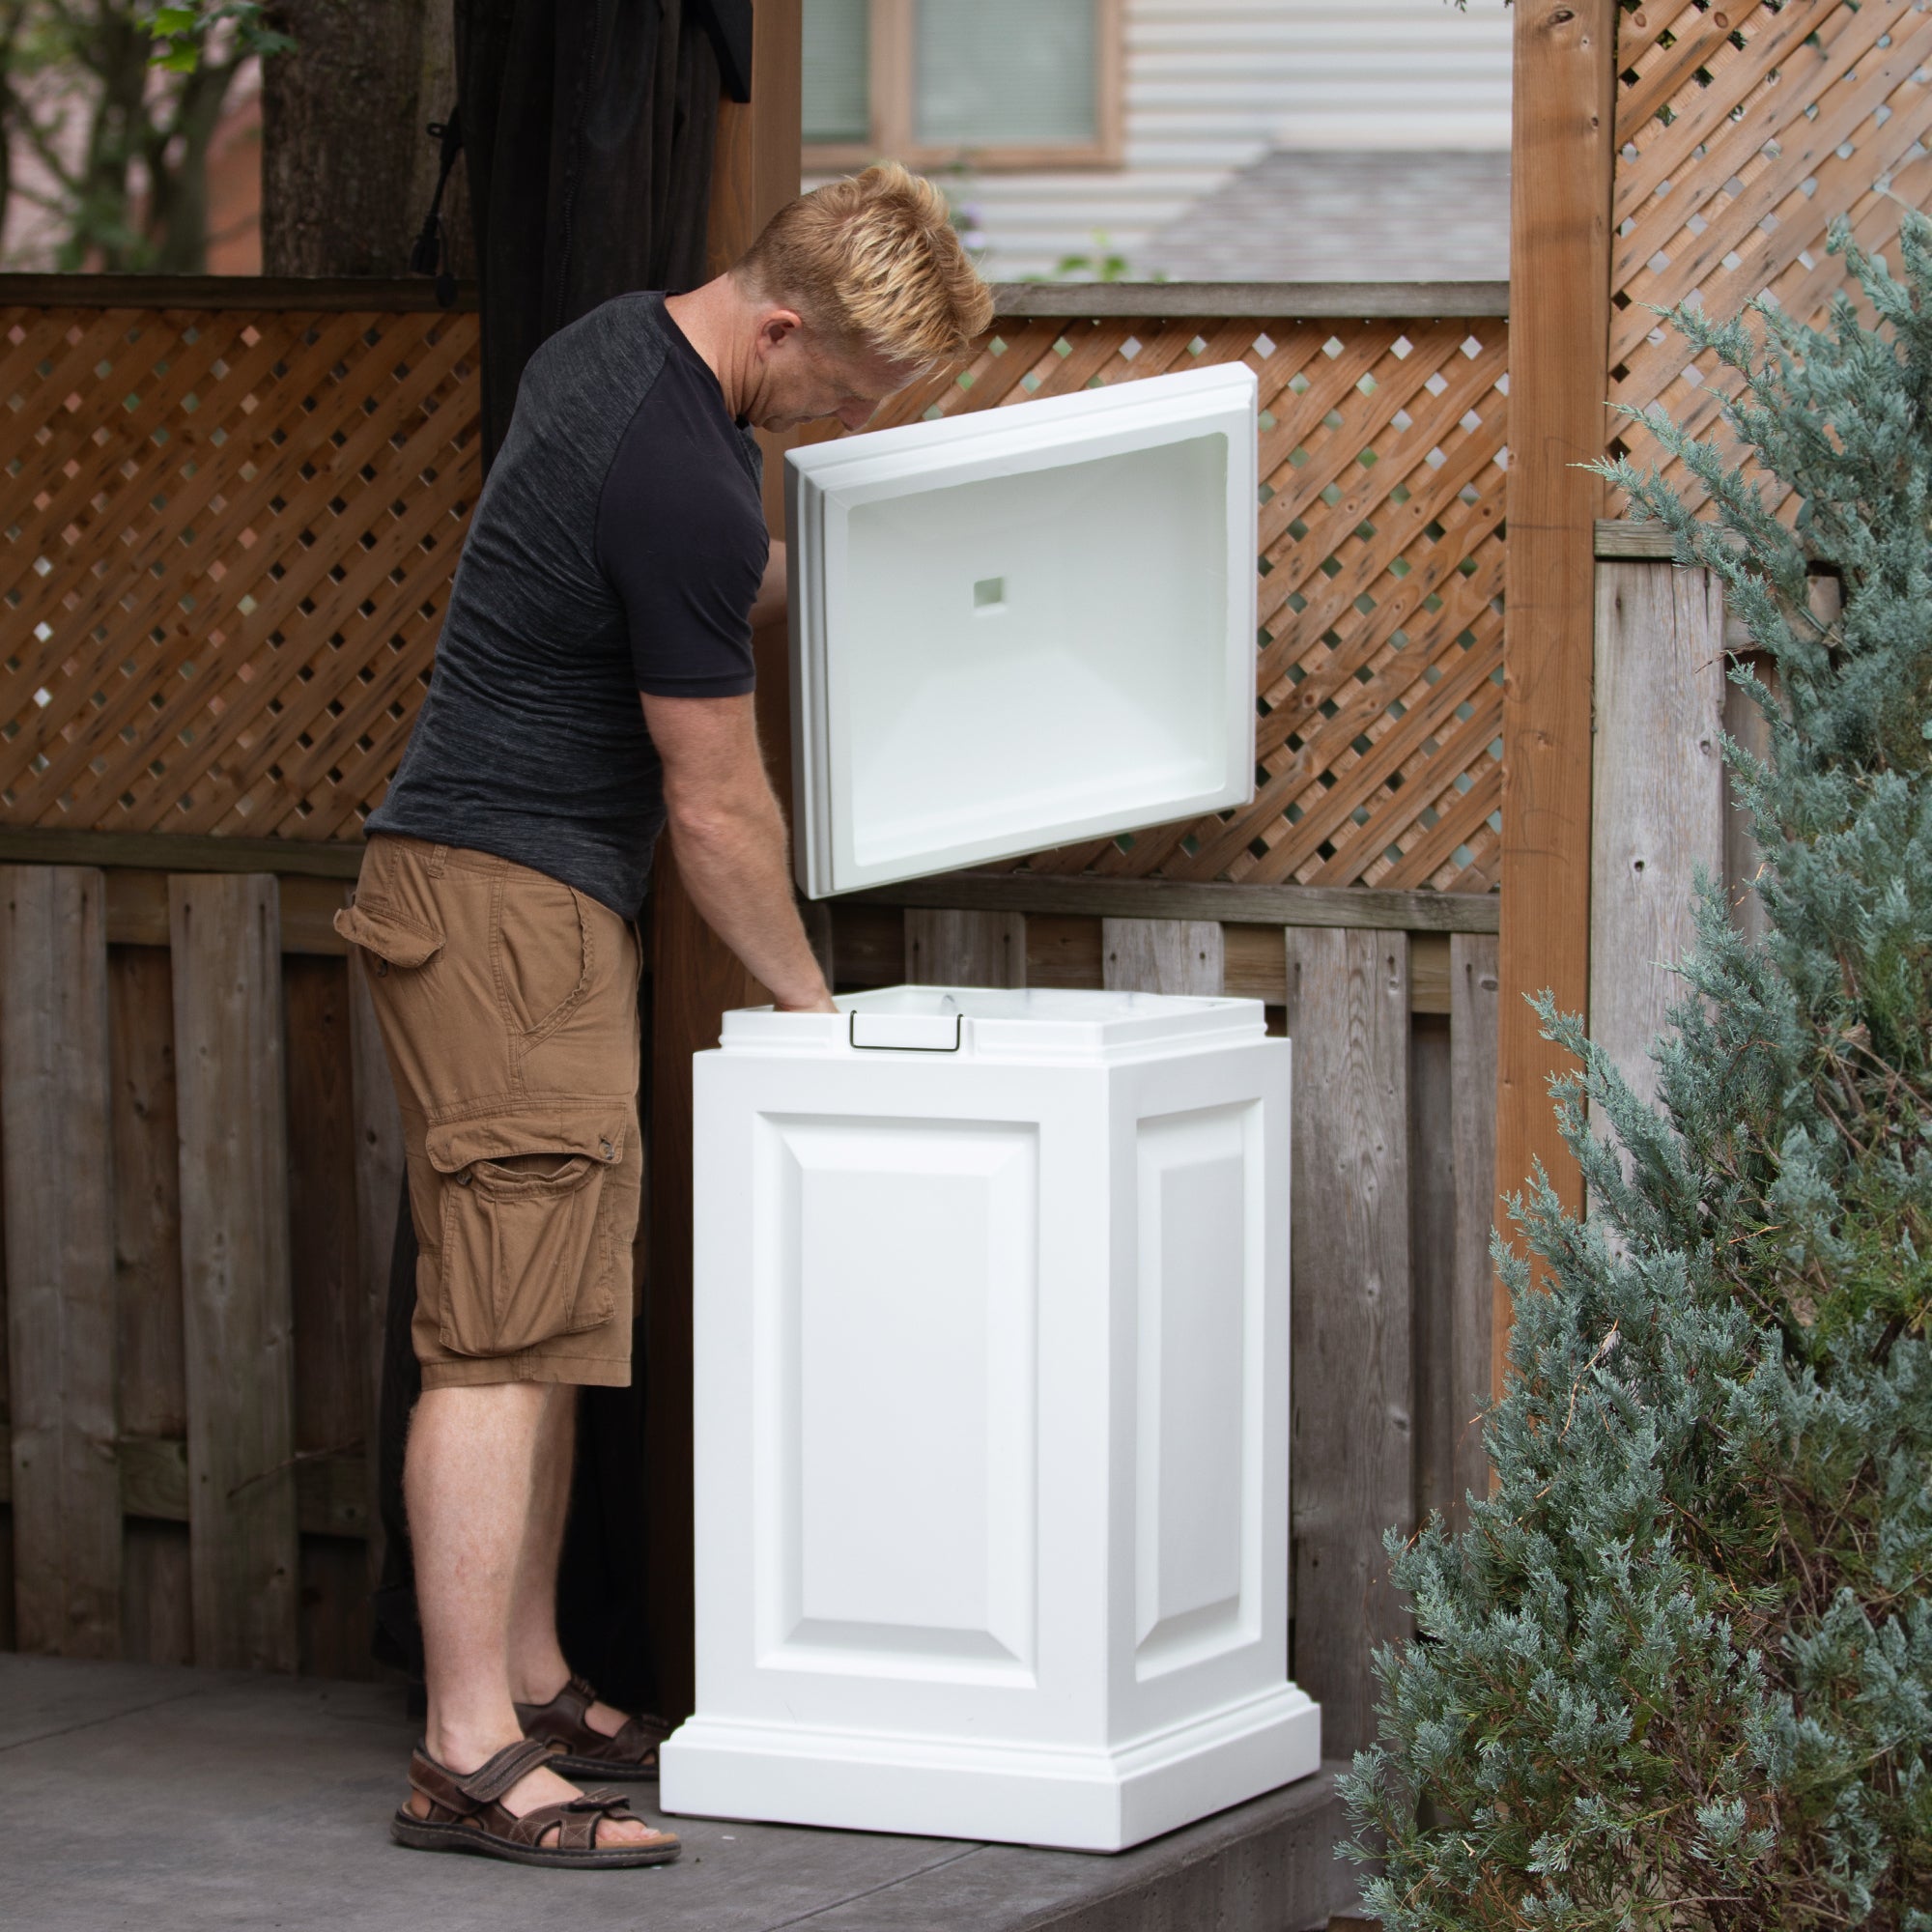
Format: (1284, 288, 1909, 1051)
(1450, 934, 1500, 1515)
(345, 929, 403, 1591)
(1282, 926, 1413, 1758)
(283, 955, 372, 1678)
(107, 944, 191, 1661)
(1409, 1013, 1458, 1531)
(1590, 563, 1726, 1115)
(1100, 920, 1225, 996)
(857, 874, 1498, 934)
(0, 866, 120, 1656)
(169, 873, 299, 1672)
(904, 911, 1027, 988)
(0, 1051, 8, 1650)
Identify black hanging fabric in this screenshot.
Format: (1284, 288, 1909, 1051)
(457, 0, 729, 469)
(370, 0, 737, 1713)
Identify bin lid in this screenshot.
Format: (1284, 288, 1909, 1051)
(719, 984, 1267, 1063)
(785, 363, 1260, 900)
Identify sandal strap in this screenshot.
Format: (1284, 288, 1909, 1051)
(409, 1735, 559, 1812)
(512, 1673, 596, 1732)
(510, 1788, 635, 1853)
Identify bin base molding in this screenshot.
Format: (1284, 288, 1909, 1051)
(660, 1681, 1321, 1854)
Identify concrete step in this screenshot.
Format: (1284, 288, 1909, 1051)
(0, 1655, 1361, 1931)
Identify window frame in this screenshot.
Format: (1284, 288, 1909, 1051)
(803, 0, 1124, 174)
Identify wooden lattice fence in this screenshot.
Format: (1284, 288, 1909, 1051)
(1, 284, 1507, 896)
(1611, 0, 1932, 513)
(0, 295, 480, 844)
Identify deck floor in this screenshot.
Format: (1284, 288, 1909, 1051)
(0, 1656, 1359, 1932)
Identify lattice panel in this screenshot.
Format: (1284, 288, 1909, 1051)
(854, 313, 1509, 893)
(1612, 0, 1932, 514)
(0, 303, 479, 841)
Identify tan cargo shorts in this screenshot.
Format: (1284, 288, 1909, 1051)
(335, 833, 642, 1389)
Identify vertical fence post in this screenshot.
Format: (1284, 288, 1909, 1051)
(1590, 558, 1726, 1111)
(169, 873, 299, 1672)
(0, 866, 120, 1657)
(1494, 0, 1618, 1393)
(1282, 925, 1413, 1759)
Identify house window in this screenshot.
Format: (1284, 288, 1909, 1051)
(803, 0, 1123, 171)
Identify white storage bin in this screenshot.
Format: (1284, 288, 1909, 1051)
(659, 985, 1321, 1853)
(786, 362, 1260, 899)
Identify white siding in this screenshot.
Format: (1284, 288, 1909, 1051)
(806, 0, 1514, 280)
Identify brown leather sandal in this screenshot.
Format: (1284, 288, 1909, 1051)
(514, 1673, 669, 1780)
(389, 1735, 680, 1868)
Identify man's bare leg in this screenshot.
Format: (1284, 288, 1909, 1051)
(506, 1389, 636, 1739)
(402, 1381, 656, 1844)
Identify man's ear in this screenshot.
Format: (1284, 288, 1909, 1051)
(758, 308, 805, 353)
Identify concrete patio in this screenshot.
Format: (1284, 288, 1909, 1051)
(0, 1656, 1365, 1931)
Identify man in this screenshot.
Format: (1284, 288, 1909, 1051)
(337, 163, 993, 1868)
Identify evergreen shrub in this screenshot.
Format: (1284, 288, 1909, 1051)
(1339, 218, 1932, 1929)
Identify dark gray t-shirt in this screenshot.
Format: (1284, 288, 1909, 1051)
(367, 293, 767, 917)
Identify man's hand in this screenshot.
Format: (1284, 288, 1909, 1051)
(641, 687, 832, 1013)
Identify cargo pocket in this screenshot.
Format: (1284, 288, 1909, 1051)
(425, 1112, 627, 1357)
(334, 898, 444, 974)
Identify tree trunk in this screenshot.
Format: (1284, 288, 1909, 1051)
(260, 0, 454, 276)
(145, 59, 239, 273)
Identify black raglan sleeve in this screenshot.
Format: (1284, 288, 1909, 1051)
(594, 385, 767, 698)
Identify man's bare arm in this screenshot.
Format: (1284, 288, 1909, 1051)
(641, 687, 834, 1012)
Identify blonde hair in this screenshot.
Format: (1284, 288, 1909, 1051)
(736, 162, 993, 368)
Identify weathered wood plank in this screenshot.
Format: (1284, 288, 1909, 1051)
(904, 910, 1028, 987)
(854, 873, 1499, 934)
(0, 867, 121, 1656)
(0, 1061, 9, 1645)
(0, 1422, 363, 1539)
(1025, 914, 1104, 989)
(1595, 518, 1679, 559)
(169, 873, 299, 1672)
(103, 869, 352, 953)
(108, 944, 190, 1660)
(1450, 934, 1501, 1520)
(1495, 0, 1617, 1381)
(0, 271, 1514, 324)
(987, 280, 1513, 320)
(344, 914, 403, 1592)
(1408, 1014, 1458, 1530)
(0, 828, 365, 880)
(283, 954, 371, 1674)
(1100, 919, 1225, 995)
(1590, 561, 1726, 1113)
(121, 1521, 194, 1666)
(1282, 926, 1414, 1759)
(0, 272, 475, 310)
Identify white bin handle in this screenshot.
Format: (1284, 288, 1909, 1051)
(848, 1010, 963, 1053)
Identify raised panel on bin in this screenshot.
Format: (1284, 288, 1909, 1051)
(787, 364, 1261, 898)
(757, 1113, 1038, 1683)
